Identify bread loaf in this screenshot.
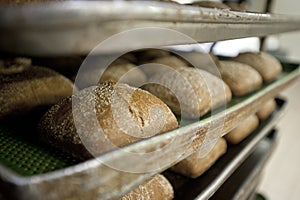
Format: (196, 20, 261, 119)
(151, 56, 188, 69)
(190, 1, 230, 9)
(143, 67, 231, 118)
(78, 63, 147, 88)
(226, 3, 247, 11)
(0, 57, 31, 74)
(0, 66, 74, 118)
(0, 0, 51, 4)
(120, 53, 137, 64)
(100, 63, 147, 86)
(256, 99, 276, 120)
(135, 49, 170, 62)
(225, 115, 259, 144)
(38, 82, 178, 159)
(117, 174, 174, 200)
(233, 52, 282, 82)
(218, 60, 263, 96)
(170, 138, 227, 178)
(140, 55, 189, 77)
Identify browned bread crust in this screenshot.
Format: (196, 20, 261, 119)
(233, 52, 282, 83)
(117, 174, 174, 200)
(218, 60, 263, 96)
(171, 138, 227, 178)
(256, 99, 276, 120)
(190, 1, 230, 9)
(225, 115, 259, 144)
(0, 66, 74, 118)
(144, 67, 231, 118)
(38, 82, 178, 159)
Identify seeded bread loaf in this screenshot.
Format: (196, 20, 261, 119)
(218, 60, 263, 96)
(38, 82, 178, 159)
(0, 66, 74, 118)
(233, 52, 282, 83)
(170, 138, 227, 178)
(117, 174, 174, 200)
(225, 115, 259, 144)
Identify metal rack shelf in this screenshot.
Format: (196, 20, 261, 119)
(0, 63, 298, 200)
(211, 130, 278, 200)
(0, 1, 299, 199)
(1, 1, 300, 55)
(164, 98, 284, 199)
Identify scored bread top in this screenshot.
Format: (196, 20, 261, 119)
(39, 82, 178, 159)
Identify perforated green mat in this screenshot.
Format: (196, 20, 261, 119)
(0, 123, 80, 176)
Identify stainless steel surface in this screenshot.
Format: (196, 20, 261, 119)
(1, 1, 300, 55)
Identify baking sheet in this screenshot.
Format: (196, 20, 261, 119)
(1, 1, 300, 55)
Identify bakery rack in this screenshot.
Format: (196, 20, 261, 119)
(164, 99, 284, 200)
(0, 1, 300, 200)
(1, 1, 300, 55)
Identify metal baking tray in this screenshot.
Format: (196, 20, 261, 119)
(0, 63, 298, 200)
(1, 1, 300, 56)
(211, 129, 278, 200)
(164, 98, 283, 200)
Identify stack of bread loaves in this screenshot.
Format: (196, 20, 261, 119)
(137, 49, 232, 179)
(219, 52, 282, 144)
(0, 49, 283, 198)
(1, 55, 178, 199)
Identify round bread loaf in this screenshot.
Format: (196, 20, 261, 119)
(151, 56, 188, 69)
(38, 82, 178, 159)
(100, 63, 147, 86)
(256, 99, 276, 120)
(225, 2, 247, 11)
(143, 67, 231, 119)
(218, 60, 263, 96)
(78, 63, 147, 88)
(140, 55, 189, 78)
(171, 138, 227, 178)
(0, 66, 74, 118)
(0, 0, 51, 4)
(117, 174, 174, 200)
(190, 1, 230, 9)
(0, 57, 31, 74)
(225, 115, 259, 144)
(135, 49, 170, 62)
(233, 52, 282, 82)
(110, 57, 130, 66)
(120, 53, 137, 64)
